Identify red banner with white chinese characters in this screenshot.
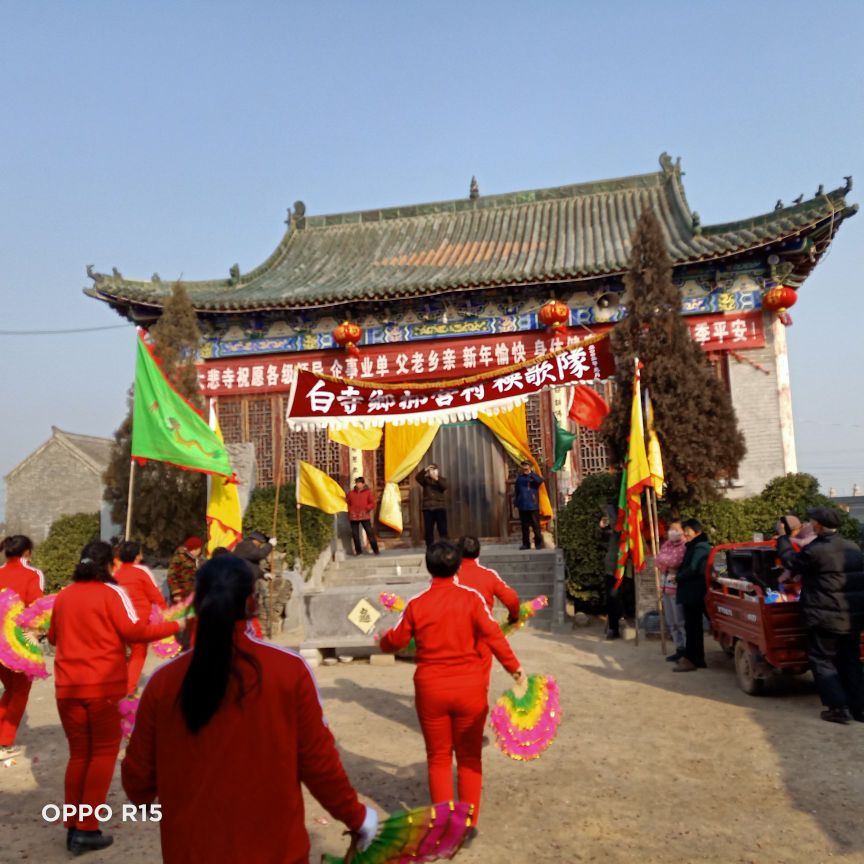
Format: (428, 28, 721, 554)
(286, 338, 612, 427)
(198, 311, 764, 398)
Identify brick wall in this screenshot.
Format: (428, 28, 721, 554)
(726, 315, 789, 498)
(5, 442, 103, 542)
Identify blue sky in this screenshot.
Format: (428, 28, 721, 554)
(1, 1, 862, 519)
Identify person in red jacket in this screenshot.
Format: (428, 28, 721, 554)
(346, 476, 379, 555)
(456, 536, 521, 688)
(48, 541, 183, 856)
(0, 535, 44, 759)
(122, 553, 378, 864)
(379, 540, 525, 828)
(114, 541, 168, 695)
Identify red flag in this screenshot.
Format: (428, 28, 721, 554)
(568, 385, 610, 430)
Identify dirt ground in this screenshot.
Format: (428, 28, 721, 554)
(2, 622, 864, 864)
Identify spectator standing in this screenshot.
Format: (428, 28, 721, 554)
(346, 476, 380, 555)
(673, 518, 711, 672)
(655, 521, 687, 661)
(416, 464, 449, 547)
(514, 461, 544, 550)
(166, 536, 203, 603)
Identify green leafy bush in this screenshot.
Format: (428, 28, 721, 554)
(243, 485, 333, 576)
(31, 513, 100, 593)
(557, 473, 618, 612)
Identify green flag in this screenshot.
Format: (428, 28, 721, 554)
(131, 334, 234, 479)
(552, 416, 577, 471)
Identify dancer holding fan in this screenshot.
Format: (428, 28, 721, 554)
(379, 540, 525, 830)
(0, 535, 43, 759)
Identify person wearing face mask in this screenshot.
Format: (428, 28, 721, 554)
(777, 507, 864, 724)
(655, 521, 687, 661)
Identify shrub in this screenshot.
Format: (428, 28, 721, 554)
(558, 472, 618, 612)
(243, 485, 333, 575)
(31, 513, 100, 593)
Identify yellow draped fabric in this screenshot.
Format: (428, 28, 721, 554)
(379, 422, 440, 532)
(478, 404, 553, 520)
(327, 424, 383, 451)
(206, 407, 242, 554)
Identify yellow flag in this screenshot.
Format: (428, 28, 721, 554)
(296, 460, 348, 514)
(328, 424, 383, 450)
(206, 404, 242, 553)
(645, 393, 664, 498)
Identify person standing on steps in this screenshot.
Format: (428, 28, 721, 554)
(514, 461, 544, 550)
(346, 476, 380, 556)
(416, 463, 449, 547)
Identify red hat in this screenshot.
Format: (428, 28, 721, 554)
(568, 385, 610, 431)
(184, 536, 204, 551)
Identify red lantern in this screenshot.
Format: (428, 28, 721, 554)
(761, 286, 797, 326)
(332, 320, 363, 356)
(538, 299, 569, 329)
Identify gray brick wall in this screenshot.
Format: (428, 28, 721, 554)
(5, 441, 103, 542)
(726, 318, 788, 498)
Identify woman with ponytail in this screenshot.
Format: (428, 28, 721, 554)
(48, 541, 184, 856)
(0, 535, 43, 758)
(122, 554, 378, 864)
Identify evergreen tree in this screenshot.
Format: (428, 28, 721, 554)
(103, 284, 207, 556)
(601, 211, 746, 505)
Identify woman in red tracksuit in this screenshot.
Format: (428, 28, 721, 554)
(121, 553, 378, 864)
(379, 540, 525, 828)
(113, 540, 167, 695)
(0, 535, 44, 758)
(455, 535, 521, 689)
(48, 541, 182, 856)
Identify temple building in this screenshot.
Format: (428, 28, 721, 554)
(86, 154, 857, 546)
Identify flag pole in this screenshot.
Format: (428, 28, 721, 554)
(645, 487, 667, 655)
(267, 411, 288, 638)
(124, 460, 136, 540)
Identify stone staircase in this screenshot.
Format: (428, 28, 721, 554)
(300, 544, 564, 652)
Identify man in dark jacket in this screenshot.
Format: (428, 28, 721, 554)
(416, 464, 449, 547)
(600, 504, 623, 639)
(515, 461, 545, 550)
(674, 518, 712, 672)
(777, 507, 864, 724)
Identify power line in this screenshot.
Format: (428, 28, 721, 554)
(0, 324, 130, 336)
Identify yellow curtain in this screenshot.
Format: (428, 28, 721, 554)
(328, 424, 383, 450)
(478, 404, 553, 520)
(379, 422, 440, 532)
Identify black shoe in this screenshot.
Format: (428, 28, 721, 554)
(535, 542, 545, 549)
(851, 710, 864, 723)
(605, 631, 621, 640)
(666, 651, 683, 662)
(820, 708, 851, 725)
(70, 830, 114, 855)
(519, 544, 530, 550)
(372, 548, 380, 555)
(462, 827, 479, 849)
(66, 828, 76, 851)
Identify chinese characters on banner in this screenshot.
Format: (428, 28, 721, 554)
(198, 311, 765, 398)
(287, 340, 611, 425)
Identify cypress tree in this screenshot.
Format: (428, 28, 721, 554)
(103, 284, 207, 556)
(601, 210, 746, 505)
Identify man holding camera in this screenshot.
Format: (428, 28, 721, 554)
(416, 464, 449, 547)
(777, 507, 864, 724)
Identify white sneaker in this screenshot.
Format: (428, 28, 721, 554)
(0, 745, 22, 759)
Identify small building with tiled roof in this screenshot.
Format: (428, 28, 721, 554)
(85, 155, 856, 545)
(5, 427, 113, 543)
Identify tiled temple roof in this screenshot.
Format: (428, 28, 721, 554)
(85, 154, 856, 315)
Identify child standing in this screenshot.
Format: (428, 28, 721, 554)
(655, 521, 687, 662)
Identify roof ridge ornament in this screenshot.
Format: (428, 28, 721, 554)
(469, 176, 479, 200)
(843, 176, 853, 194)
(659, 152, 681, 176)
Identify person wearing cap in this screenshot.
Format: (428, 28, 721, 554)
(777, 506, 864, 724)
(346, 477, 380, 556)
(234, 531, 283, 636)
(166, 536, 203, 604)
(515, 460, 545, 550)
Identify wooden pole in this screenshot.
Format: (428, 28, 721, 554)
(124, 460, 136, 540)
(267, 409, 288, 638)
(646, 487, 668, 654)
(296, 504, 304, 572)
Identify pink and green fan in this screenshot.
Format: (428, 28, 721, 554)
(322, 800, 474, 864)
(0, 589, 50, 679)
(16, 593, 57, 632)
(119, 695, 140, 739)
(489, 674, 561, 761)
(150, 594, 193, 659)
(500, 595, 548, 635)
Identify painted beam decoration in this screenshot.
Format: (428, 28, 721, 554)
(198, 311, 764, 398)
(285, 336, 614, 428)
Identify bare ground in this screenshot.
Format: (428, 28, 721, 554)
(2, 623, 864, 863)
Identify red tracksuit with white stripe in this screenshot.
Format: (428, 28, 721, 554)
(114, 563, 167, 693)
(456, 558, 521, 686)
(121, 622, 366, 864)
(0, 556, 44, 746)
(379, 577, 520, 825)
(47, 581, 179, 831)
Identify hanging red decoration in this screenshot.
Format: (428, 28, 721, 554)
(332, 320, 363, 356)
(538, 299, 569, 329)
(761, 286, 797, 326)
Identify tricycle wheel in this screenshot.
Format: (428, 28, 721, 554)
(734, 640, 766, 696)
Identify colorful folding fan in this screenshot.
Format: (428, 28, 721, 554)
(119, 694, 139, 740)
(489, 674, 561, 761)
(149, 594, 193, 659)
(16, 593, 57, 632)
(0, 589, 50, 679)
(500, 595, 548, 635)
(321, 800, 474, 864)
